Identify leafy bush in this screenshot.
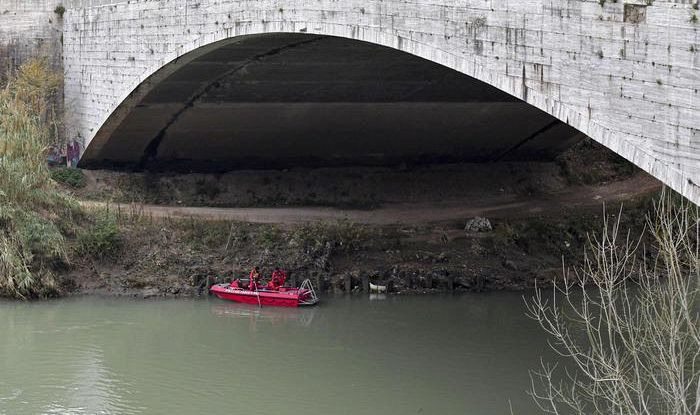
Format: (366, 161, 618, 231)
(51, 167, 86, 188)
(76, 212, 121, 259)
(492, 221, 518, 246)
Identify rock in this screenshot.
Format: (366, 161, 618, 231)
(142, 288, 159, 299)
(464, 217, 492, 233)
(503, 259, 518, 271)
(432, 269, 449, 278)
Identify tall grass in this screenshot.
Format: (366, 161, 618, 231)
(0, 59, 76, 299)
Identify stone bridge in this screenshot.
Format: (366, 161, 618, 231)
(0, 0, 699, 204)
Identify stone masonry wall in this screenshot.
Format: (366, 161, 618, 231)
(5, 0, 700, 204)
(0, 0, 63, 78)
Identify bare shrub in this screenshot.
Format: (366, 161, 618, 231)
(526, 190, 699, 415)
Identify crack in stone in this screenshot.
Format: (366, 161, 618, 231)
(138, 35, 328, 170)
(492, 120, 560, 161)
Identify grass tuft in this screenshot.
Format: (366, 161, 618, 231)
(75, 211, 121, 259)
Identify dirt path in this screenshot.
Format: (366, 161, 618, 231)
(79, 174, 660, 225)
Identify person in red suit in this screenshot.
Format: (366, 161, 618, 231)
(267, 268, 288, 290)
(248, 266, 261, 291)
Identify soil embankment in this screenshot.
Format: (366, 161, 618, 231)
(76, 138, 640, 211)
(79, 173, 658, 225)
(58, 140, 661, 299)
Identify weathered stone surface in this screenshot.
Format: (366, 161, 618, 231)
(0, 1, 63, 76)
(71, 34, 583, 170)
(1, 0, 698, 204)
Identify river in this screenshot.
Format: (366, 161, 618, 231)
(0, 293, 556, 414)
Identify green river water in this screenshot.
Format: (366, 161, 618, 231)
(0, 293, 556, 414)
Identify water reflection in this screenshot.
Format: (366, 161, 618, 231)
(48, 349, 135, 415)
(369, 293, 387, 301)
(209, 303, 317, 329)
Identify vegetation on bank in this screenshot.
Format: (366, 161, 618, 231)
(75, 211, 121, 259)
(527, 192, 700, 414)
(0, 59, 78, 299)
(51, 167, 86, 188)
(65, 194, 663, 299)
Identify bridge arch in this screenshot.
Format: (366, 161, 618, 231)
(62, 0, 700, 204)
(81, 26, 585, 169)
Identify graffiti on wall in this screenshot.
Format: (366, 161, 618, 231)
(46, 138, 82, 167)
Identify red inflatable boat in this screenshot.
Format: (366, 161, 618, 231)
(210, 279, 319, 307)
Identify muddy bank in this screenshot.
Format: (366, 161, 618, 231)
(47, 139, 656, 299)
(60, 192, 655, 299)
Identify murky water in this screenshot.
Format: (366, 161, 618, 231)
(0, 293, 556, 414)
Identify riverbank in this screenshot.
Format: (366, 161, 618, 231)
(0, 132, 658, 299)
(78, 173, 658, 225)
(74, 138, 639, 209)
(0, 60, 665, 301)
(43, 138, 657, 298)
(61, 181, 657, 298)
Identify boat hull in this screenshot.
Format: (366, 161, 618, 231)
(369, 282, 387, 293)
(210, 284, 318, 307)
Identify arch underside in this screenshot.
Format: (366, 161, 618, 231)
(79, 33, 582, 171)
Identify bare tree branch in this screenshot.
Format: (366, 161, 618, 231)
(527, 189, 700, 415)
